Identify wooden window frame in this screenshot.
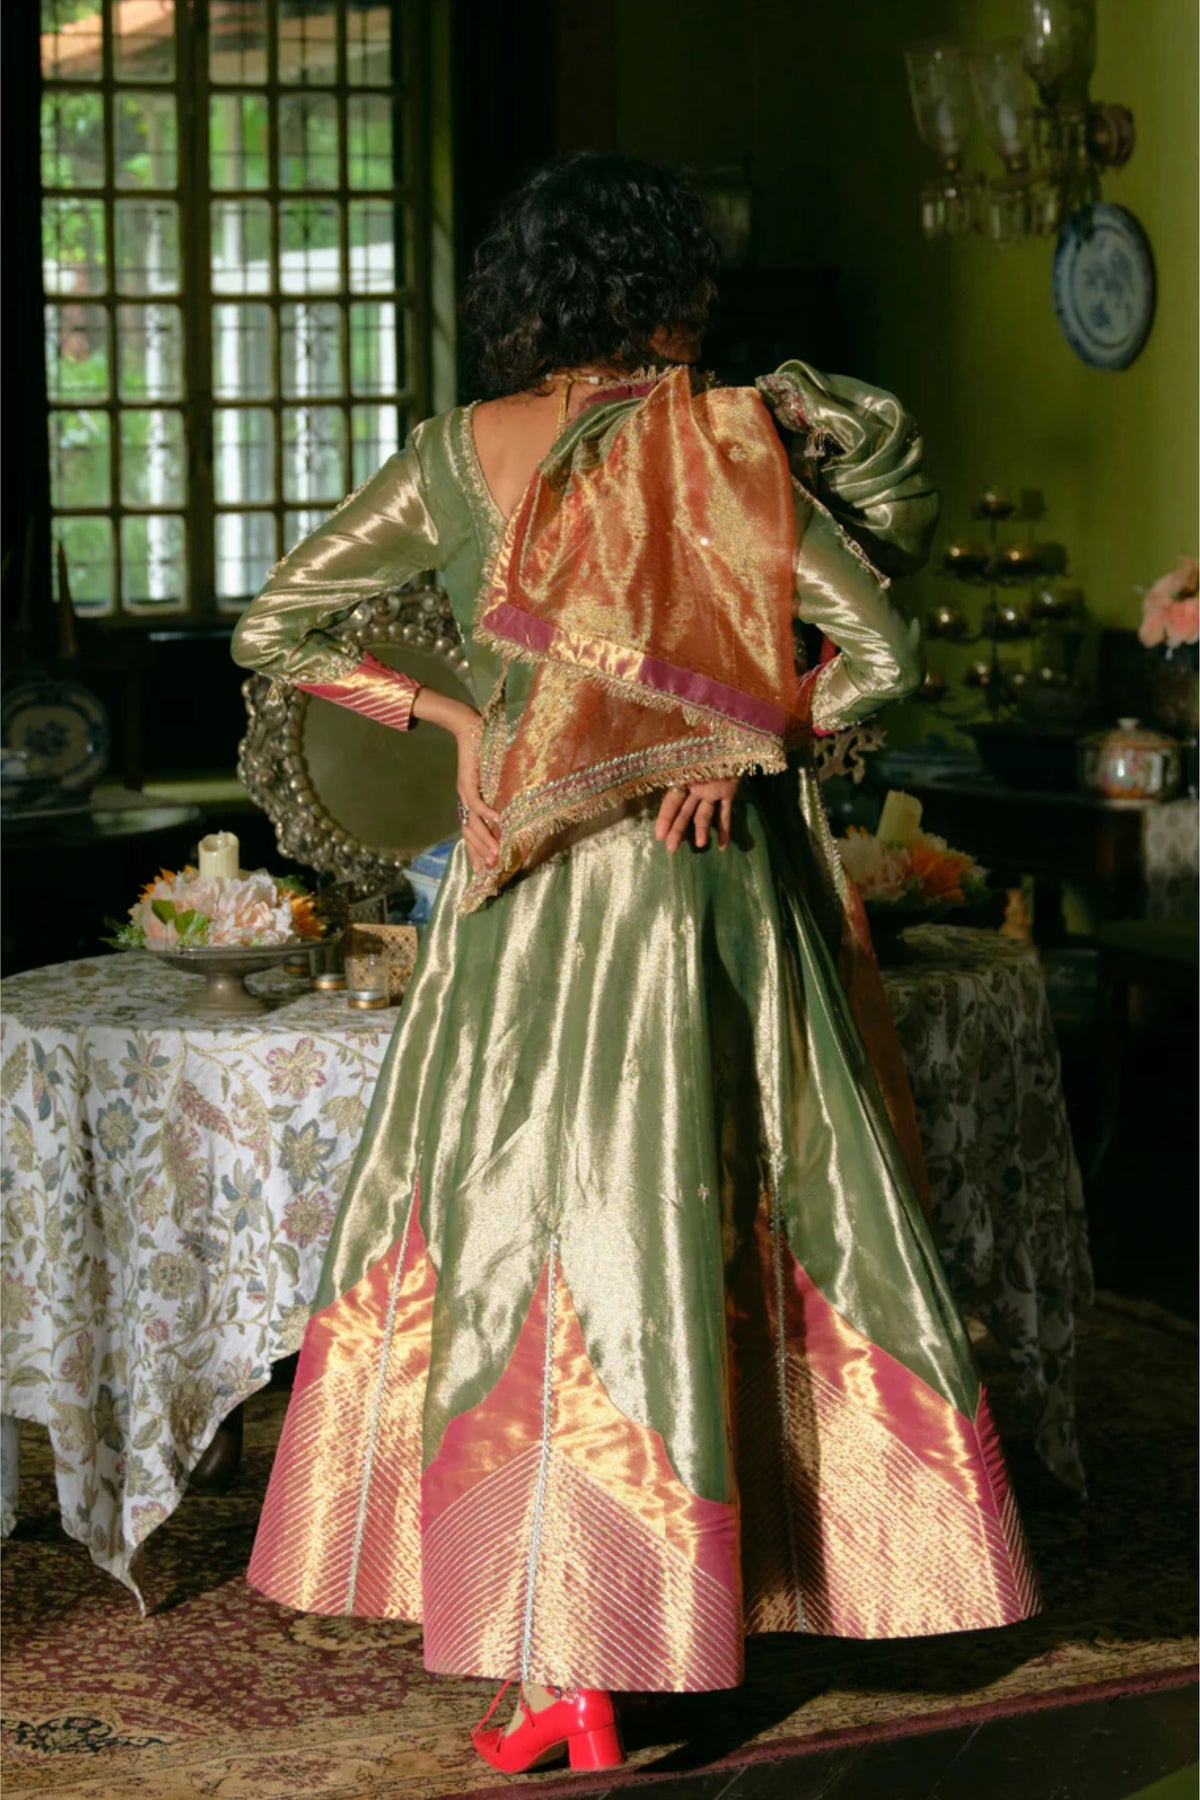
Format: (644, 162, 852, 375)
(40, 0, 432, 627)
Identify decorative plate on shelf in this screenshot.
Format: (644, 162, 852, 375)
(1, 678, 110, 794)
(1052, 203, 1155, 371)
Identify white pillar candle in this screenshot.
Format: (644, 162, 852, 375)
(876, 790, 923, 845)
(198, 830, 240, 881)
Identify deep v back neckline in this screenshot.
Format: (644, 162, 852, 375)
(462, 401, 508, 529)
(464, 399, 568, 531)
(463, 379, 663, 531)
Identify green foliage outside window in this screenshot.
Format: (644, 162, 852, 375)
(40, 1, 423, 619)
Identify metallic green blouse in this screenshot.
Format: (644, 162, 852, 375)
(231, 367, 934, 735)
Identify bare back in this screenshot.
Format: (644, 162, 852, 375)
(471, 385, 600, 521)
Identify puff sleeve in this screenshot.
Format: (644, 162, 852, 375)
(758, 358, 937, 734)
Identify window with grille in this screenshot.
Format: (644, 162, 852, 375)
(40, 0, 428, 621)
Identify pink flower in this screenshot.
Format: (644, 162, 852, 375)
(282, 1190, 335, 1248)
(130, 868, 304, 947)
(60, 1330, 95, 1397)
(266, 1037, 326, 1099)
(1139, 557, 1200, 648)
(1165, 598, 1200, 646)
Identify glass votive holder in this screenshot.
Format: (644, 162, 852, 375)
(312, 970, 346, 993)
(346, 988, 389, 1011)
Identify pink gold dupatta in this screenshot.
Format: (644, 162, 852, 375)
(465, 366, 811, 910)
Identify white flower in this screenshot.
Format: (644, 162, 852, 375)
(837, 830, 910, 902)
(135, 868, 302, 947)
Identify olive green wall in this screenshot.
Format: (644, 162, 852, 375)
(613, 0, 1198, 654)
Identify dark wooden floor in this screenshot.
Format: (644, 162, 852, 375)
(582, 1684, 1199, 1800)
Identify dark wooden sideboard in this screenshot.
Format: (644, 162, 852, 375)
(894, 776, 1164, 941)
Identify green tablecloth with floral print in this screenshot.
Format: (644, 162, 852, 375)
(0, 932, 1091, 1603)
(881, 925, 1093, 1495)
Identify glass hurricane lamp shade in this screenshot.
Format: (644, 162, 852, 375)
(904, 43, 973, 164)
(1022, 0, 1095, 105)
(968, 42, 1036, 169)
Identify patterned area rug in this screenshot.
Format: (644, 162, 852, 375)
(2, 1294, 1195, 1800)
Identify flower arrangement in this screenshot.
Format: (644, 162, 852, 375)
(1138, 557, 1199, 658)
(110, 868, 324, 950)
(838, 827, 990, 915)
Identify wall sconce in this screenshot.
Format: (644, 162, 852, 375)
(904, 0, 1134, 248)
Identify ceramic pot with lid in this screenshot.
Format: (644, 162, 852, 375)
(1078, 718, 1182, 800)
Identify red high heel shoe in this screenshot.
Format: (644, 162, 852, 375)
(471, 1681, 625, 1774)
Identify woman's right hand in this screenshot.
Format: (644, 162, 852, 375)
(454, 714, 502, 873)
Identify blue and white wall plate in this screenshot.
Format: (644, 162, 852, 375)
(0, 678, 110, 798)
(1052, 202, 1156, 371)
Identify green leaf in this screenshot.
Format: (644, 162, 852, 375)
(132, 1418, 161, 1451)
(0, 1041, 28, 1101)
(6, 1365, 44, 1387)
(275, 1242, 300, 1281)
(176, 911, 210, 947)
(151, 899, 176, 924)
(101, 916, 144, 949)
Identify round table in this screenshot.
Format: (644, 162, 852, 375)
(881, 926, 1093, 1495)
(0, 953, 392, 1605)
(0, 932, 1092, 1604)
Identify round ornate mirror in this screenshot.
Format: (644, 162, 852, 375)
(238, 584, 473, 894)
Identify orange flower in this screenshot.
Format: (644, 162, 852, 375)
(138, 868, 177, 901)
(289, 893, 324, 941)
(907, 840, 969, 906)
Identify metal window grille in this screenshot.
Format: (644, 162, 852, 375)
(40, 0, 429, 621)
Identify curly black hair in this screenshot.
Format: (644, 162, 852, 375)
(461, 153, 719, 398)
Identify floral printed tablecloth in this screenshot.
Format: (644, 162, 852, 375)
(1, 933, 1092, 1603)
(881, 926, 1093, 1495)
(0, 955, 393, 1605)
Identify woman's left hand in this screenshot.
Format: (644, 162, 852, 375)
(654, 780, 739, 852)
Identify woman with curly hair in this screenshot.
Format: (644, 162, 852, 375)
(232, 153, 1038, 1777)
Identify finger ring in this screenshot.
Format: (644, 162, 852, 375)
(457, 801, 470, 823)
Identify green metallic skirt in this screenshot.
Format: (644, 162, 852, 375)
(248, 779, 1039, 1690)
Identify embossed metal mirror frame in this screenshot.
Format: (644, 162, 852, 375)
(238, 581, 470, 895)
